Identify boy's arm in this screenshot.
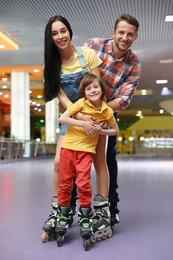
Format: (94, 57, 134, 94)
(59, 109, 98, 134)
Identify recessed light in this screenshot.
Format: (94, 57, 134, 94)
(156, 80, 168, 84)
(159, 109, 164, 114)
(133, 49, 143, 54)
(165, 15, 173, 22)
(141, 89, 147, 95)
(0, 45, 5, 49)
(159, 59, 173, 64)
(2, 77, 8, 81)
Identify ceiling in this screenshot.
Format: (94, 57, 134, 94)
(0, 0, 173, 128)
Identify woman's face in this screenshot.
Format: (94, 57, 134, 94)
(51, 20, 71, 50)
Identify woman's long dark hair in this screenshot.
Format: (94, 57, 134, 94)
(43, 15, 73, 102)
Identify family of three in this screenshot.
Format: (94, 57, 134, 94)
(41, 13, 141, 245)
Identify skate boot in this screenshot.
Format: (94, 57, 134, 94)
(109, 191, 120, 225)
(78, 207, 93, 251)
(41, 196, 58, 243)
(55, 206, 73, 247)
(92, 194, 113, 242)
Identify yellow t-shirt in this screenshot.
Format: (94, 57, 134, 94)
(62, 46, 102, 74)
(61, 98, 116, 154)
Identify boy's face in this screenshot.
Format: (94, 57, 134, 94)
(85, 80, 103, 103)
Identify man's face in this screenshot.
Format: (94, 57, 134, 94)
(112, 21, 138, 52)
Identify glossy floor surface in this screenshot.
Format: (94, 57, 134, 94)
(0, 157, 173, 260)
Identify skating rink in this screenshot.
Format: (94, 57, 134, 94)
(0, 156, 173, 260)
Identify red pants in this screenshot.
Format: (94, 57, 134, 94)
(58, 148, 94, 208)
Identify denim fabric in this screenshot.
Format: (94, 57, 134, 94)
(59, 47, 89, 136)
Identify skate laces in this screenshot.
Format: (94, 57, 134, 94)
(78, 218, 92, 229)
(58, 214, 71, 226)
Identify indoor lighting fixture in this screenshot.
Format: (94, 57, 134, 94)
(0, 31, 19, 50)
(165, 15, 173, 22)
(33, 69, 39, 73)
(141, 89, 147, 95)
(156, 80, 168, 84)
(159, 59, 173, 64)
(2, 77, 8, 81)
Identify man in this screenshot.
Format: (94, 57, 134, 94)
(84, 13, 141, 224)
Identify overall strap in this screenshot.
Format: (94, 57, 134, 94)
(75, 46, 88, 69)
(61, 46, 88, 77)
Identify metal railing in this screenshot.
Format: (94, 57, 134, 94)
(0, 139, 56, 161)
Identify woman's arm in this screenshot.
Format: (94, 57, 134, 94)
(58, 87, 72, 110)
(93, 123, 119, 136)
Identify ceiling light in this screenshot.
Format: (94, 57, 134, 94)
(2, 77, 8, 81)
(37, 95, 42, 98)
(136, 111, 142, 117)
(156, 80, 168, 84)
(165, 15, 173, 22)
(133, 49, 143, 54)
(2, 85, 7, 89)
(0, 45, 5, 49)
(159, 59, 173, 64)
(163, 87, 168, 90)
(141, 89, 147, 95)
(33, 69, 39, 73)
(159, 109, 164, 114)
(0, 31, 19, 50)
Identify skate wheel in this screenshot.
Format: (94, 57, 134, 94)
(83, 239, 90, 251)
(41, 231, 48, 243)
(107, 233, 113, 238)
(90, 236, 96, 244)
(96, 237, 101, 242)
(102, 235, 107, 240)
(57, 235, 64, 247)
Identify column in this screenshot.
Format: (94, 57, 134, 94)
(45, 98, 59, 143)
(11, 72, 30, 156)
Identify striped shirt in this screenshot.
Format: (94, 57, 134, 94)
(84, 38, 141, 110)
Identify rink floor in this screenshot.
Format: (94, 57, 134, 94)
(0, 156, 173, 260)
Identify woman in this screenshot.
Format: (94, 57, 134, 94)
(42, 16, 111, 242)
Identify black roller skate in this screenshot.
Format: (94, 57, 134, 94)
(41, 186, 77, 243)
(109, 191, 120, 225)
(78, 207, 93, 251)
(41, 196, 58, 243)
(55, 206, 73, 247)
(92, 194, 113, 242)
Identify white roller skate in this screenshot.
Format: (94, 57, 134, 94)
(91, 194, 113, 243)
(78, 207, 94, 251)
(55, 206, 73, 247)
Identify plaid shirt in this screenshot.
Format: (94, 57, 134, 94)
(84, 38, 141, 110)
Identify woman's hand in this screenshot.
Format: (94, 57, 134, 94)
(82, 121, 100, 135)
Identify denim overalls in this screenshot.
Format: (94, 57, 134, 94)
(59, 47, 89, 136)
